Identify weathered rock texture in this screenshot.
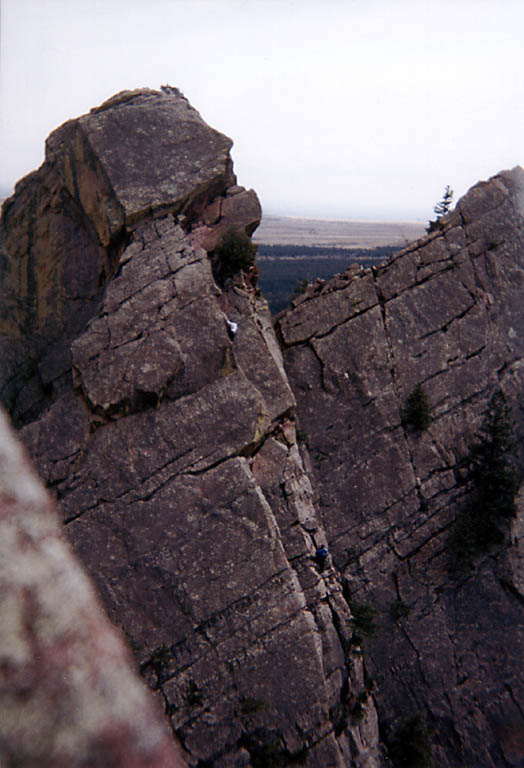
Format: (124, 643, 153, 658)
(0, 407, 186, 767)
(1, 90, 383, 766)
(4, 85, 524, 768)
(278, 167, 524, 767)
(0, 88, 260, 427)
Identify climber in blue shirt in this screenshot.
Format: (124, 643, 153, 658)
(315, 545, 329, 571)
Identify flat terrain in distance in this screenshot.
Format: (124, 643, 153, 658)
(253, 215, 425, 248)
(254, 215, 426, 314)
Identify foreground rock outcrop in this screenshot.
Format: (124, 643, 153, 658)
(0, 407, 186, 767)
(277, 167, 524, 767)
(1, 89, 382, 766)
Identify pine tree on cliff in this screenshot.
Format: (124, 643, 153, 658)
(427, 185, 454, 233)
(449, 390, 519, 571)
(433, 185, 454, 217)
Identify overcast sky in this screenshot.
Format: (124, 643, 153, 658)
(1, 0, 523, 220)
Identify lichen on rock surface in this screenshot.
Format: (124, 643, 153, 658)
(1, 89, 383, 766)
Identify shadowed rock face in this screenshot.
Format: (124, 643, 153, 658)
(1, 90, 383, 767)
(0, 407, 186, 768)
(277, 166, 524, 768)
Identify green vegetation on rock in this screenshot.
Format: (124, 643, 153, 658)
(214, 226, 257, 283)
(386, 714, 434, 768)
(449, 390, 519, 572)
(349, 600, 378, 642)
(426, 185, 454, 233)
(403, 384, 432, 432)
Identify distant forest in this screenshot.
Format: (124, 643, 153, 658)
(256, 244, 397, 314)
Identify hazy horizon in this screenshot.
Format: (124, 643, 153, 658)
(0, 177, 515, 225)
(0, 173, 431, 223)
(1, 1, 522, 221)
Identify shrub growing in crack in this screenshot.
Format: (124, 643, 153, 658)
(296, 427, 308, 444)
(351, 690, 369, 722)
(403, 383, 432, 433)
(486, 237, 502, 251)
(187, 680, 203, 706)
(142, 643, 172, 688)
(333, 688, 370, 734)
(294, 278, 309, 295)
(240, 696, 267, 715)
(213, 226, 257, 285)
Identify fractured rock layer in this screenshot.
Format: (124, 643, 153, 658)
(278, 167, 524, 768)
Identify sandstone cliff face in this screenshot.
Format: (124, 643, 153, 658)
(1, 90, 382, 767)
(277, 167, 524, 767)
(0, 407, 186, 767)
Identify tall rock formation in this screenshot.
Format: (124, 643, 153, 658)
(277, 167, 524, 767)
(3, 85, 523, 767)
(0, 90, 382, 766)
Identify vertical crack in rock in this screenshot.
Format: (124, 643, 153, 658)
(371, 266, 421, 512)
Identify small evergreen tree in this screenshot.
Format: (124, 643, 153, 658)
(449, 390, 519, 571)
(426, 185, 454, 233)
(433, 185, 454, 217)
(387, 715, 434, 768)
(403, 384, 432, 432)
(349, 600, 378, 642)
(294, 278, 308, 295)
